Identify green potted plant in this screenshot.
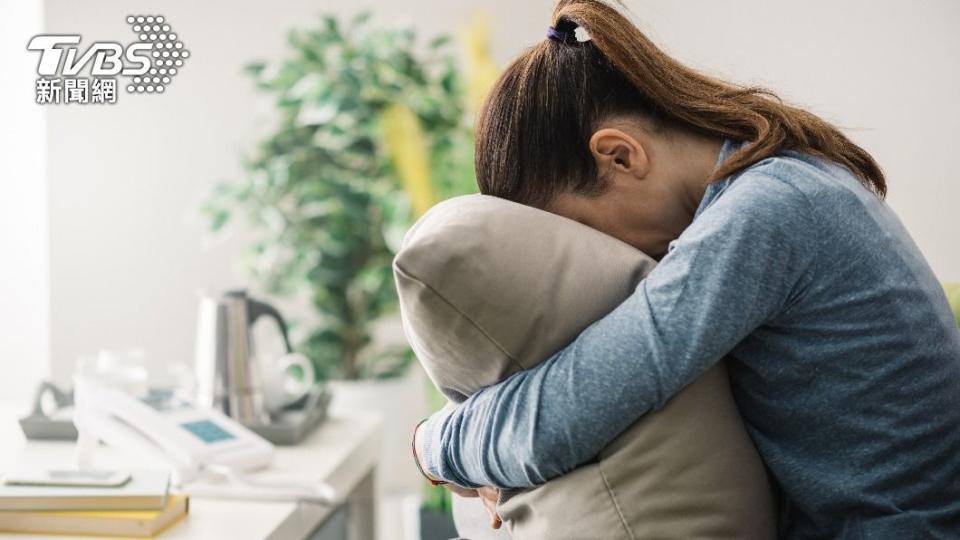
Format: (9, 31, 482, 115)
(202, 12, 477, 520)
(205, 12, 474, 381)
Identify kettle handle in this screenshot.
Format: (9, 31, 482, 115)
(247, 299, 294, 353)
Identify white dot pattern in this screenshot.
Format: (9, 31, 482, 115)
(124, 14, 189, 95)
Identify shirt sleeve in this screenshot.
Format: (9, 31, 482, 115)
(419, 170, 819, 489)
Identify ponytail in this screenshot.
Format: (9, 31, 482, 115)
(476, 0, 885, 208)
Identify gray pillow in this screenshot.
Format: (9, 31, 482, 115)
(395, 194, 775, 539)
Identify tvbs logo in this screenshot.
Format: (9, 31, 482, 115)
(28, 15, 189, 105)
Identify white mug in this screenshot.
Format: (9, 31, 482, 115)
(260, 352, 316, 414)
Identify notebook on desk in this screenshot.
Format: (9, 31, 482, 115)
(0, 494, 188, 538)
(0, 470, 170, 511)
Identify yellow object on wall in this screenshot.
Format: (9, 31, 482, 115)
(944, 283, 960, 326)
(380, 104, 436, 217)
(382, 13, 497, 218)
(463, 11, 500, 112)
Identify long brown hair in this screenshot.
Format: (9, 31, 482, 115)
(475, 0, 886, 208)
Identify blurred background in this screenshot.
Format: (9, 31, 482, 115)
(1, 1, 959, 539)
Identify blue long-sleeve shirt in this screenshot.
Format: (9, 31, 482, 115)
(420, 140, 960, 538)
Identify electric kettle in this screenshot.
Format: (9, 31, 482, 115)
(194, 290, 295, 424)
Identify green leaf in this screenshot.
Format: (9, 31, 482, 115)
(208, 208, 231, 232)
(351, 11, 372, 28)
(428, 35, 451, 49)
(322, 15, 340, 37)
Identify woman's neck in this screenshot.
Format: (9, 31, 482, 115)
(668, 130, 724, 223)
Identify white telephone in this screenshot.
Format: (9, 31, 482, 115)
(73, 375, 334, 503)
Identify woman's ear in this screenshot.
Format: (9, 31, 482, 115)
(589, 128, 650, 179)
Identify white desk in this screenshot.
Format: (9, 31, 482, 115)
(0, 403, 381, 540)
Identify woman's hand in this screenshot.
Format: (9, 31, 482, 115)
(413, 420, 502, 528)
(439, 482, 478, 498)
(477, 486, 503, 529)
(450, 485, 501, 528)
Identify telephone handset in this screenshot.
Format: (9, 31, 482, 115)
(73, 377, 334, 503)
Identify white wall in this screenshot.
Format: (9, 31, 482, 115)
(0, 0, 49, 402)
(40, 0, 960, 382)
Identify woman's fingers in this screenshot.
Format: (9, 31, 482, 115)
(477, 486, 502, 529)
(443, 484, 478, 498)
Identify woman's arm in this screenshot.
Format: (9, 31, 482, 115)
(417, 170, 819, 488)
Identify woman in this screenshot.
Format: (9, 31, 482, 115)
(413, 1, 960, 538)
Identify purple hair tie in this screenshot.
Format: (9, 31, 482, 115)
(547, 26, 575, 44)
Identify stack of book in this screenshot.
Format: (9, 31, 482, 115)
(0, 471, 188, 538)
